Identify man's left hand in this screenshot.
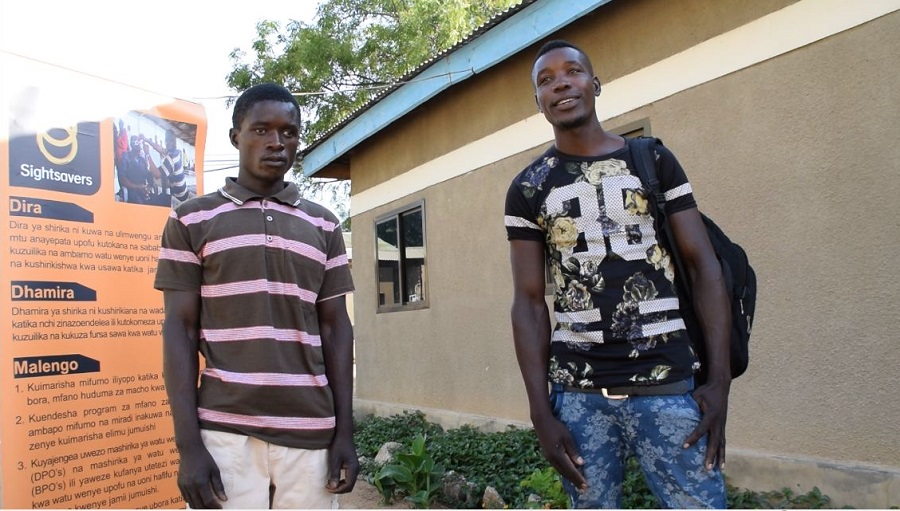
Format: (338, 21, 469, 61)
(326, 435, 359, 494)
(683, 380, 729, 470)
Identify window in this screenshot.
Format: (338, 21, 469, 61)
(611, 118, 650, 139)
(375, 201, 427, 311)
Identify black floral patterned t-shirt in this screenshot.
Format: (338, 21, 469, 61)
(505, 140, 701, 388)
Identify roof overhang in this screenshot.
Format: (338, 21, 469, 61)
(300, 0, 613, 177)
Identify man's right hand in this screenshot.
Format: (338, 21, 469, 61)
(177, 446, 227, 509)
(533, 413, 587, 491)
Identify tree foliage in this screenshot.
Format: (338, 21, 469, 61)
(226, 0, 518, 213)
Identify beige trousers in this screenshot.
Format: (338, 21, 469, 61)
(200, 429, 338, 509)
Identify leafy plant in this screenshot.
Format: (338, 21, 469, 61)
(373, 434, 445, 509)
(728, 483, 772, 508)
(622, 456, 659, 509)
(520, 467, 569, 509)
(726, 484, 834, 509)
(430, 424, 549, 508)
(355, 410, 443, 459)
(355, 412, 842, 509)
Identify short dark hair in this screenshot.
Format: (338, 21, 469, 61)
(533, 39, 593, 74)
(232, 83, 300, 129)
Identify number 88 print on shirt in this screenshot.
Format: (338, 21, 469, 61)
(504, 141, 700, 389)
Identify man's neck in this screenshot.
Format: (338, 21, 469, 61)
(235, 176, 287, 198)
(553, 123, 624, 157)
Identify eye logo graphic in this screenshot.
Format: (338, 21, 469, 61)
(8, 121, 100, 195)
(36, 126, 79, 165)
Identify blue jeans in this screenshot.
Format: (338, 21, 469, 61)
(550, 383, 726, 509)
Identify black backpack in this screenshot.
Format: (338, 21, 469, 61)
(628, 137, 756, 384)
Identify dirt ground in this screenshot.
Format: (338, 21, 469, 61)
(339, 479, 410, 509)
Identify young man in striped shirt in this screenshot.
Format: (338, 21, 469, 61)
(155, 83, 357, 508)
(144, 129, 192, 206)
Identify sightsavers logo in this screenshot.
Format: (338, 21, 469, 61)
(8, 122, 101, 195)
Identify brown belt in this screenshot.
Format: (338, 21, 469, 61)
(563, 378, 692, 400)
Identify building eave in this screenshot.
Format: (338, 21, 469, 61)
(300, 0, 613, 177)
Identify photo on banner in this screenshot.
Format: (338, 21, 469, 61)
(112, 112, 199, 208)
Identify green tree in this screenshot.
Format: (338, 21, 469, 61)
(226, 0, 518, 213)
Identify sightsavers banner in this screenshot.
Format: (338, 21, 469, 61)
(1, 53, 205, 509)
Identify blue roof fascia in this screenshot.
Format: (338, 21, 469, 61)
(302, 0, 612, 177)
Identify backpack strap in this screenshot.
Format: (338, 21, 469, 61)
(628, 137, 666, 219)
(628, 136, 694, 302)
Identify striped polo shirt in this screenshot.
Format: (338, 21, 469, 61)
(160, 149, 190, 202)
(154, 177, 353, 449)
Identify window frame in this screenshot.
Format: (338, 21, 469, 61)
(611, 118, 651, 139)
(374, 199, 429, 313)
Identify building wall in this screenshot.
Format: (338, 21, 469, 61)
(347, 0, 900, 506)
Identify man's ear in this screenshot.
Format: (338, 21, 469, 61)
(593, 77, 602, 96)
(534, 94, 542, 113)
(229, 128, 239, 149)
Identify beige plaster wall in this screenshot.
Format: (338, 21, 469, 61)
(351, 148, 540, 421)
(604, 11, 900, 466)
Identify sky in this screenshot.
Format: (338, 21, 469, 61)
(1, 0, 320, 191)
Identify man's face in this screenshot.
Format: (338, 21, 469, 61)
(532, 47, 600, 130)
(230, 100, 300, 190)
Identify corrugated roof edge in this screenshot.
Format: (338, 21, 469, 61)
(300, 0, 611, 176)
(300, 0, 535, 157)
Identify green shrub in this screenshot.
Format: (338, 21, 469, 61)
(727, 484, 835, 509)
(430, 424, 549, 508)
(373, 434, 445, 508)
(622, 456, 659, 509)
(520, 467, 569, 509)
(355, 410, 443, 459)
(355, 412, 841, 509)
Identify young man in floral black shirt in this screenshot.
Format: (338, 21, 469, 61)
(505, 40, 731, 508)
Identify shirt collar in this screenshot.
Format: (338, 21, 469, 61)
(218, 177, 303, 207)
